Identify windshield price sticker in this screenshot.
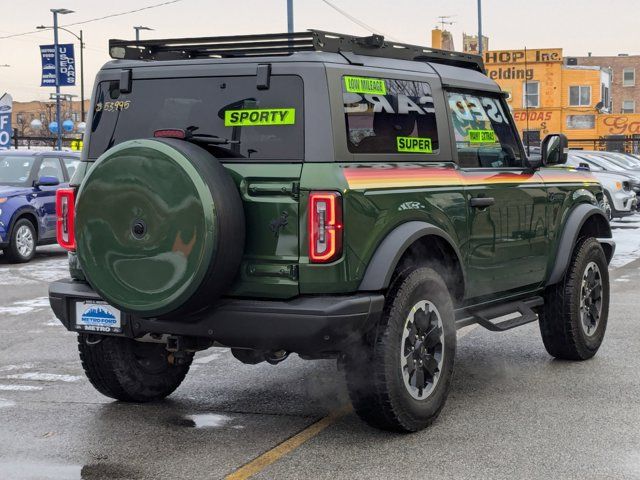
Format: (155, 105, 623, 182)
(344, 76, 387, 95)
(396, 136, 433, 153)
(469, 129, 497, 144)
(224, 108, 295, 127)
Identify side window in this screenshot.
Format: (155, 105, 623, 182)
(38, 158, 64, 182)
(63, 157, 80, 179)
(343, 77, 439, 155)
(446, 91, 523, 169)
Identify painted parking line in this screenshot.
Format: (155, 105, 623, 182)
(225, 405, 352, 480)
(225, 323, 482, 479)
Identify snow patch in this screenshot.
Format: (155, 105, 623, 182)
(0, 398, 15, 408)
(0, 384, 43, 391)
(610, 217, 640, 268)
(0, 297, 51, 316)
(194, 348, 229, 364)
(0, 363, 36, 372)
(5, 372, 82, 383)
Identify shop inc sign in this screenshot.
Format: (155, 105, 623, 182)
(485, 48, 562, 81)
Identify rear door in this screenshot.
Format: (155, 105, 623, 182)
(86, 65, 305, 298)
(446, 90, 548, 297)
(34, 157, 65, 239)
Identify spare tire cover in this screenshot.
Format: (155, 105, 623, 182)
(76, 138, 244, 318)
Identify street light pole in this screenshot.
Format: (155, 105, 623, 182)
(52, 10, 62, 151)
(287, 0, 294, 33)
(49, 8, 73, 150)
(79, 29, 84, 122)
(477, 0, 483, 57)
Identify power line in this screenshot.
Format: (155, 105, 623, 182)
(319, 0, 400, 42)
(0, 0, 183, 40)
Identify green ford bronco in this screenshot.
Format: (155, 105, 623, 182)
(49, 31, 614, 432)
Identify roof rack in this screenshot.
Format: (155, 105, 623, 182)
(108, 30, 484, 72)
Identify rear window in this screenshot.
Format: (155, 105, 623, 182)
(343, 77, 439, 155)
(88, 75, 304, 161)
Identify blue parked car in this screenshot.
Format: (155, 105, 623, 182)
(0, 150, 80, 263)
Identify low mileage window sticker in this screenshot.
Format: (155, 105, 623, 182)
(396, 136, 433, 153)
(343, 76, 387, 95)
(468, 129, 497, 144)
(224, 108, 295, 127)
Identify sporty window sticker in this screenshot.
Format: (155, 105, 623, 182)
(224, 108, 295, 127)
(343, 76, 387, 95)
(396, 136, 433, 153)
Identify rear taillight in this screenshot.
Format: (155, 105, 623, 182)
(56, 188, 76, 251)
(308, 192, 343, 263)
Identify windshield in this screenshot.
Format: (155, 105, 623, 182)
(0, 155, 34, 186)
(88, 76, 304, 161)
(577, 154, 626, 172)
(600, 152, 640, 169)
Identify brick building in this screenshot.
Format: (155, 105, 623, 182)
(11, 99, 89, 136)
(572, 54, 640, 114)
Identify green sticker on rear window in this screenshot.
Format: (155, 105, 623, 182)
(224, 108, 295, 126)
(396, 136, 433, 153)
(468, 129, 496, 144)
(343, 76, 387, 95)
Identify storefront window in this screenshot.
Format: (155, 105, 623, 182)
(566, 115, 595, 129)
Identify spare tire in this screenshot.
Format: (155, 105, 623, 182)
(75, 138, 245, 318)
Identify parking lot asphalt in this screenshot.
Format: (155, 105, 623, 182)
(0, 222, 639, 479)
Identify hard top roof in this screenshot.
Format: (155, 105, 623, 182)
(108, 29, 485, 73)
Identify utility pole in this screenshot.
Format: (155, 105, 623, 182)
(477, 0, 483, 57)
(79, 30, 84, 122)
(49, 8, 73, 150)
(287, 0, 294, 33)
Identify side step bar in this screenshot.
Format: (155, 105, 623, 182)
(456, 296, 544, 332)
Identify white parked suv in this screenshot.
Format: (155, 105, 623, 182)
(567, 153, 637, 219)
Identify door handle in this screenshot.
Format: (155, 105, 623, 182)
(469, 197, 495, 208)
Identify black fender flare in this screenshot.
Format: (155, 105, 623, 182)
(358, 221, 466, 292)
(546, 203, 614, 286)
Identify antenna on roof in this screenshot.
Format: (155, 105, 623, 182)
(436, 15, 456, 30)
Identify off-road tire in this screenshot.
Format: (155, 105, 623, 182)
(343, 266, 456, 432)
(4, 218, 36, 263)
(78, 333, 193, 402)
(540, 237, 609, 360)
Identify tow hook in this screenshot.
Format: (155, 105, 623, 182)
(166, 335, 212, 366)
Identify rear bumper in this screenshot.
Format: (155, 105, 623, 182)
(49, 279, 385, 356)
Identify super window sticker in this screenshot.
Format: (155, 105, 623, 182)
(224, 108, 295, 127)
(396, 136, 433, 153)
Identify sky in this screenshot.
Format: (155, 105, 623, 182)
(1, 0, 639, 101)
